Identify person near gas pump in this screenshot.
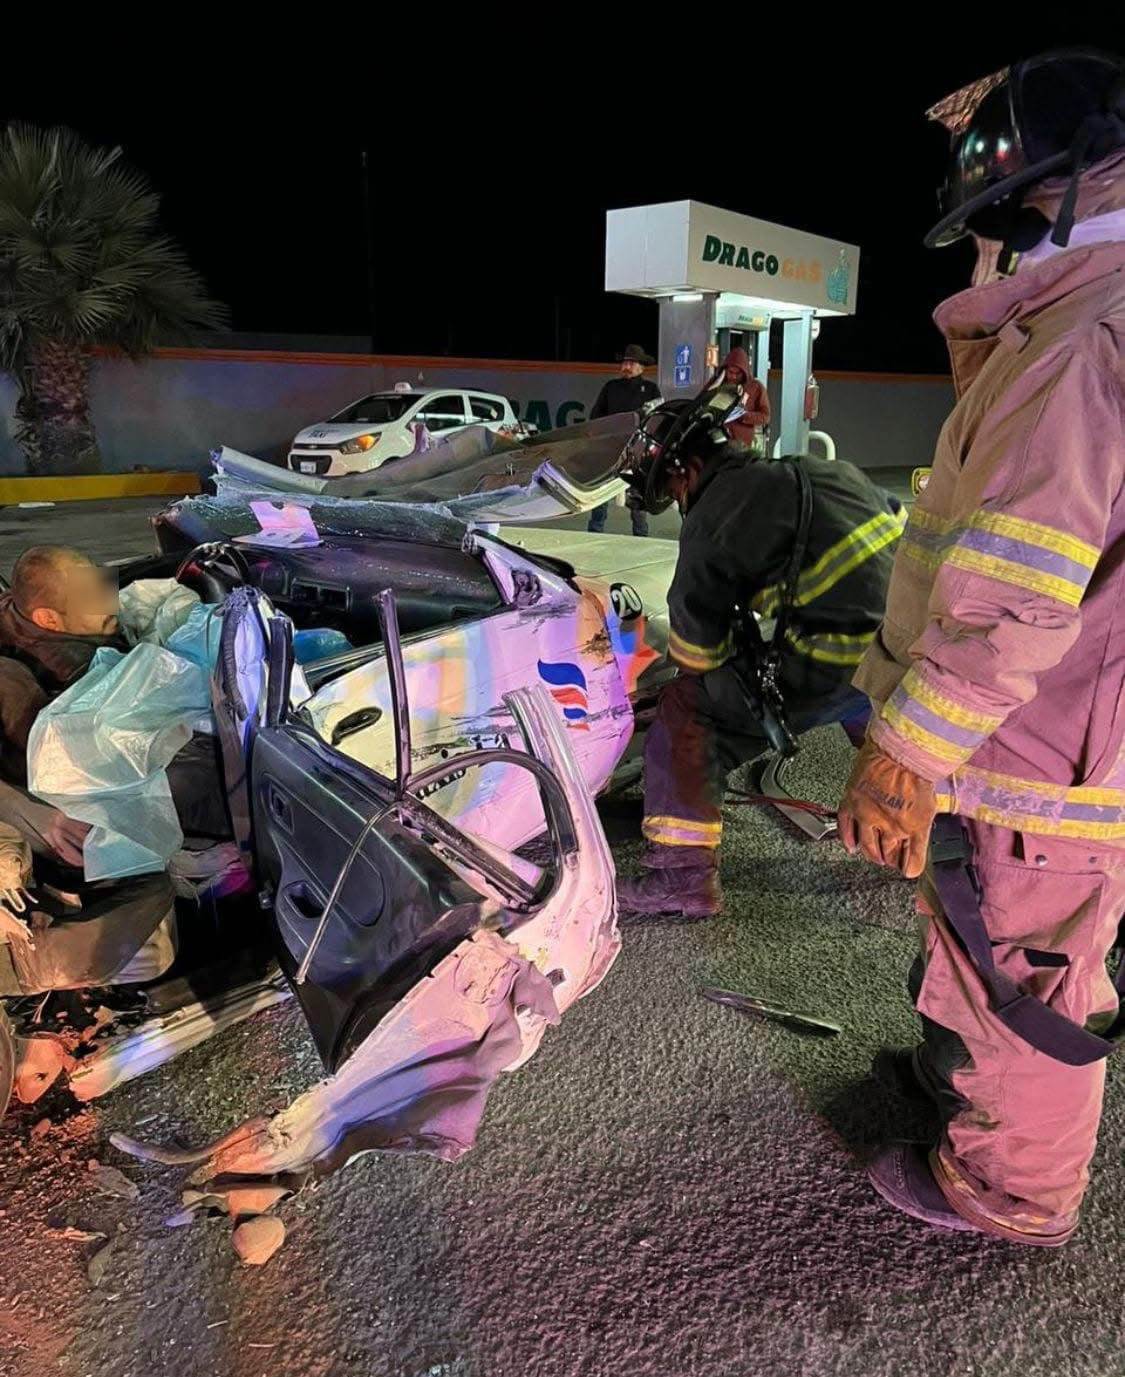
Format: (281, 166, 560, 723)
(838, 49, 1125, 1246)
(715, 346, 771, 450)
(614, 382, 904, 918)
(587, 344, 662, 536)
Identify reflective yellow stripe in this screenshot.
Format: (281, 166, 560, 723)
(952, 764, 1125, 808)
(944, 546, 1087, 607)
(796, 512, 904, 605)
(668, 628, 732, 672)
(908, 508, 954, 534)
(642, 815, 723, 847)
(935, 764, 1125, 843)
(967, 805, 1125, 842)
(881, 701, 972, 765)
(899, 670, 1003, 735)
(899, 538, 944, 572)
(785, 628, 875, 665)
(644, 815, 722, 833)
(899, 508, 1096, 605)
(969, 511, 1099, 569)
(751, 586, 781, 617)
(751, 510, 902, 617)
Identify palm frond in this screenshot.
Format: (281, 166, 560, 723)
(0, 122, 227, 358)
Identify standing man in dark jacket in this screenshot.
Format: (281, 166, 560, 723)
(716, 346, 770, 449)
(587, 344, 662, 536)
(616, 390, 903, 918)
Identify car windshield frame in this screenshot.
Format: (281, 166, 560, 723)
(330, 393, 424, 425)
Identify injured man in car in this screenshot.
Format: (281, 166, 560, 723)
(0, 544, 239, 997)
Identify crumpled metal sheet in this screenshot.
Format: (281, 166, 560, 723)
(111, 684, 620, 1186)
(169, 490, 471, 550)
(127, 930, 561, 1179)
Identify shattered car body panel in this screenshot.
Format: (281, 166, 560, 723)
(7, 505, 626, 1200)
(206, 411, 678, 695)
(300, 558, 633, 850)
(113, 680, 620, 1181)
(498, 526, 676, 700)
(213, 412, 634, 511)
(144, 495, 637, 847)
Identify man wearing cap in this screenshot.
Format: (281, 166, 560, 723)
(587, 345, 662, 537)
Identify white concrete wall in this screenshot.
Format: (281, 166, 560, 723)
(0, 349, 953, 477)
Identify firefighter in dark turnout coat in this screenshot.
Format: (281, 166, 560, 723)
(616, 390, 904, 917)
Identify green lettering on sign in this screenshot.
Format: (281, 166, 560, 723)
(702, 235, 722, 263)
(556, 401, 586, 427)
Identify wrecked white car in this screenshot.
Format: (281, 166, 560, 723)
(0, 417, 669, 1196)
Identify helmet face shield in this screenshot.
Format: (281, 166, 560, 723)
(926, 49, 1125, 249)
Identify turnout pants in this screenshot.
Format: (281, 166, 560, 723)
(913, 818, 1125, 1241)
(641, 665, 869, 857)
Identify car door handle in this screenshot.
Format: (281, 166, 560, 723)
(331, 706, 383, 747)
(268, 786, 293, 831)
(281, 881, 325, 922)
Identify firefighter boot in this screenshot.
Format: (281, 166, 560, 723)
(616, 846, 723, 920)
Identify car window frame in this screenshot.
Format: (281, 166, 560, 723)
(413, 391, 471, 433)
(467, 393, 507, 424)
(293, 536, 512, 687)
(330, 392, 424, 426)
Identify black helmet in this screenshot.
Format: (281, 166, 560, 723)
(926, 48, 1125, 251)
(623, 374, 747, 514)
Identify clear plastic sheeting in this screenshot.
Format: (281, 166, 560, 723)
(28, 606, 223, 881)
(118, 578, 202, 648)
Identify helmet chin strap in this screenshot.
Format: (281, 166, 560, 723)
(1051, 115, 1100, 247)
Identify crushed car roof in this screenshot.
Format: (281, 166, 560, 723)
(165, 491, 473, 550)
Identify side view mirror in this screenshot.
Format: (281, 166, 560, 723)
(330, 705, 383, 747)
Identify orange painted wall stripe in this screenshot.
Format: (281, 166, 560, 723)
(91, 345, 952, 385)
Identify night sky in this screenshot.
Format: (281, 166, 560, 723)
(6, 27, 1115, 374)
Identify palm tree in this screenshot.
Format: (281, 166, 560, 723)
(0, 124, 227, 475)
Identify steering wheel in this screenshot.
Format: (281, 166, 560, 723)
(175, 542, 252, 604)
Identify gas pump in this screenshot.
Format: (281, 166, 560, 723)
(605, 201, 859, 459)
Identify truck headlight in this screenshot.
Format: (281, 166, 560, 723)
(339, 434, 379, 455)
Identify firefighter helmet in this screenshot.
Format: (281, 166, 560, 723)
(623, 375, 749, 514)
(926, 48, 1125, 251)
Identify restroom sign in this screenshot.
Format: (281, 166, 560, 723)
(674, 364, 692, 386)
(675, 344, 692, 367)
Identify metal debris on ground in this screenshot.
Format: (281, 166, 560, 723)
(164, 1183, 291, 1229)
(50, 1226, 108, 1244)
(699, 986, 842, 1037)
(87, 1159, 140, 1200)
(13, 1035, 74, 1103)
(232, 1215, 286, 1266)
(86, 1240, 116, 1288)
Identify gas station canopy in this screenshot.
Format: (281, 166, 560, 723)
(605, 200, 860, 318)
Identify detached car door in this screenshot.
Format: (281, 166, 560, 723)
(211, 585, 614, 1077)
